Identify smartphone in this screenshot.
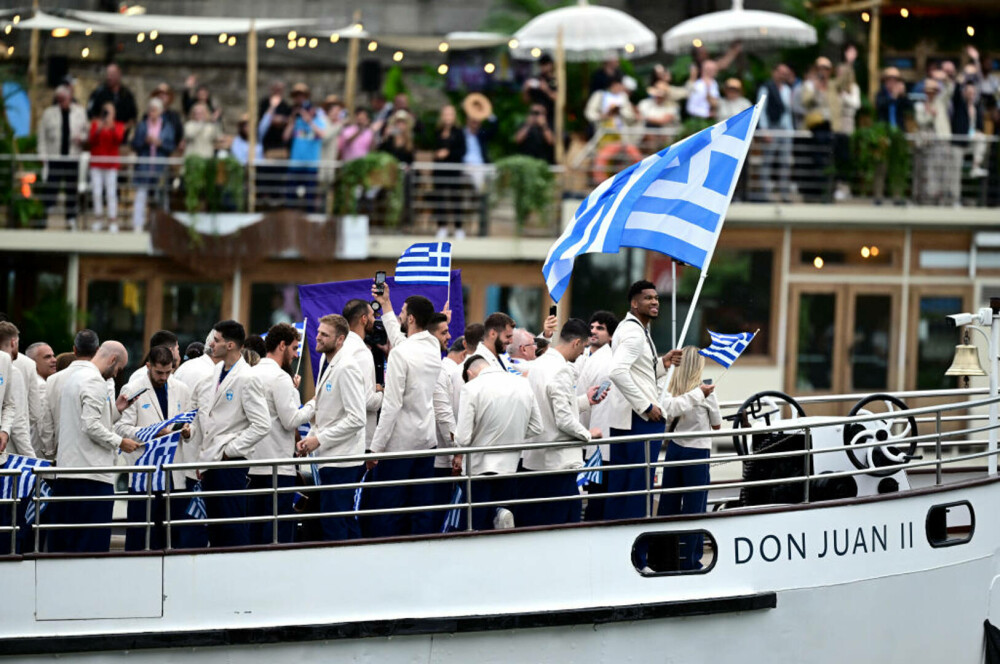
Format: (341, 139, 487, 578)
(596, 380, 612, 400)
(127, 387, 149, 403)
(375, 271, 386, 296)
(702, 378, 713, 385)
(549, 305, 557, 317)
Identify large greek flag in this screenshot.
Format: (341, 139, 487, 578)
(132, 409, 198, 444)
(130, 431, 182, 493)
(0, 454, 52, 500)
(395, 242, 452, 285)
(542, 101, 763, 301)
(699, 330, 757, 369)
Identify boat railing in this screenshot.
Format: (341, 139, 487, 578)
(2, 387, 998, 555)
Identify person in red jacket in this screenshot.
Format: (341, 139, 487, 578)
(88, 102, 125, 232)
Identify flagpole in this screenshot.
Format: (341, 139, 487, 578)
(675, 99, 765, 351)
(295, 318, 308, 376)
(712, 328, 759, 387)
(671, 260, 677, 349)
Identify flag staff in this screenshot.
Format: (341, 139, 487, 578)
(295, 318, 308, 376)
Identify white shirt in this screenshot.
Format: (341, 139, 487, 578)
(577, 344, 613, 459)
(6, 356, 33, 458)
(310, 349, 366, 468)
(249, 358, 314, 476)
(455, 366, 542, 476)
(341, 331, 383, 446)
(370, 328, 442, 454)
(662, 387, 722, 450)
(433, 365, 457, 469)
(686, 78, 720, 119)
(607, 313, 665, 431)
(40, 360, 91, 461)
(114, 373, 192, 487)
(193, 357, 271, 462)
(57, 362, 122, 484)
(173, 354, 216, 392)
(0, 351, 16, 465)
(522, 350, 591, 471)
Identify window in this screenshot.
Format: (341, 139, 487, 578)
(916, 296, 963, 390)
(633, 531, 716, 575)
(485, 285, 544, 333)
(249, 283, 302, 337)
(926, 502, 974, 548)
(86, 280, 146, 374)
(162, 282, 222, 354)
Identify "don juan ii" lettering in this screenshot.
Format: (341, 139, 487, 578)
(734, 522, 915, 564)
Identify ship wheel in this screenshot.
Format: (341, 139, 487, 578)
(844, 394, 919, 477)
(731, 391, 806, 456)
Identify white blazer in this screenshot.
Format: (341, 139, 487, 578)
(173, 354, 216, 392)
(310, 349, 366, 468)
(6, 356, 33, 458)
(115, 373, 193, 487)
(607, 313, 665, 431)
(195, 357, 271, 462)
(0, 351, 17, 465)
(577, 344, 613, 459)
(341, 331, 382, 447)
(56, 362, 122, 484)
(39, 360, 91, 462)
(369, 330, 442, 454)
(522, 350, 591, 472)
(249, 358, 313, 477)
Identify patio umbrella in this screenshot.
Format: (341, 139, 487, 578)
(662, 0, 816, 54)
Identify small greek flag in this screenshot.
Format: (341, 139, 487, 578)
(297, 422, 311, 440)
(24, 480, 52, 525)
(0, 454, 52, 500)
(395, 242, 452, 285)
(353, 470, 367, 514)
(129, 432, 181, 493)
(186, 481, 207, 520)
(132, 409, 198, 444)
(699, 330, 757, 369)
(577, 448, 603, 487)
(308, 452, 321, 487)
(441, 486, 463, 532)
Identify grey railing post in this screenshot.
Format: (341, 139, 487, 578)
(465, 464, 474, 532)
(272, 464, 279, 544)
(32, 476, 41, 554)
(165, 470, 173, 550)
(644, 438, 652, 518)
(935, 411, 943, 485)
(145, 471, 153, 551)
(803, 427, 811, 504)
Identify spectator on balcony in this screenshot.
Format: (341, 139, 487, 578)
(462, 94, 497, 198)
(585, 76, 637, 142)
(319, 95, 346, 208)
(183, 103, 221, 159)
(229, 114, 262, 166)
(755, 63, 795, 203)
(258, 82, 292, 206)
(432, 104, 466, 239)
(39, 84, 87, 229)
(913, 78, 952, 205)
(150, 84, 185, 152)
(182, 75, 222, 122)
(283, 83, 328, 213)
(830, 47, 862, 201)
(86, 63, 138, 127)
(638, 81, 681, 131)
(88, 101, 126, 232)
(717, 78, 751, 120)
(800, 57, 834, 133)
(514, 103, 555, 164)
(951, 80, 988, 189)
(590, 58, 623, 94)
(875, 67, 912, 130)
(338, 107, 376, 162)
(131, 97, 177, 233)
(685, 60, 720, 121)
(379, 110, 415, 165)
(523, 54, 558, 125)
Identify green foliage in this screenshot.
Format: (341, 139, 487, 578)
(182, 155, 245, 215)
(19, 294, 75, 353)
(382, 65, 408, 101)
(493, 155, 554, 227)
(851, 123, 911, 197)
(480, 0, 573, 35)
(333, 151, 404, 226)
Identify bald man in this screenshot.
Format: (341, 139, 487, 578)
(25, 342, 55, 457)
(50, 341, 139, 553)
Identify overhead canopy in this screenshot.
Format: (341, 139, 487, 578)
(10, 9, 333, 35)
(9, 11, 99, 33)
(371, 31, 509, 52)
(511, 0, 656, 62)
(662, 0, 816, 53)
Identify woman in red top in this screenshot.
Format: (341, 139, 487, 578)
(88, 102, 125, 231)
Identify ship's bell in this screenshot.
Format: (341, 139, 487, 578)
(944, 344, 987, 377)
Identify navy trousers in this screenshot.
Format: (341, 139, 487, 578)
(202, 464, 250, 548)
(125, 489, 168, 551)
(365, 456, 435, 538)
(48, 478, 114, 553)
(657, 441, 711, 570)
(605, 413, 665, 520)
(0, 496, 37, 554)
(247, 474, 297, 545)
(583, 475, 608, 522)
(516, 468, 581, 527)
(470, 474, 517, 531)
(432, 466, 461, 533)
(317, 465, 364, 541)
(170, 477, 209, 549)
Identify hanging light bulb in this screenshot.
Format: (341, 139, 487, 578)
(393, 51, 404, 62)
(438, 64, 449, 75)
(367, 40, 378, 52)
(508, 38, 519, 49)
(137, 32, 146, 43)
(861, 246, 871, 258)
(692, 38, 703, 48)
(813, 256, 825, 269)
(85, 28, 92, 36)
(484, 62, 495, 74)
(330, 33, 340, 43)
(12, 15, 20, 24)
(288, 40, 296, 50)
(967, 26, 975, 37)
(228, 36, 236, 46)
(265, 37, 275, 48)
(861, 12, 870, 22)
(308, 38, 318, 48)
(438, 41, 449, 53)
(288, 30, 297, 41)
(353, 23, 363, 31)
(155, 44, 164, 55)
(624, 43, 635, 54)
(3, 25, 11, 35)
(218, 33, 227, 44)
(81, 47, 90, 58)
(530, 47, 541, 58)
(899, 8, 908, 18)
(189, 34, 199, 45)
(150, 29, 159, 39)
(51, 28, 70, 38)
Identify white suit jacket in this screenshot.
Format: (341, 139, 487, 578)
(0, 351, 17, 465)
(173, 354, 216, 392)
(607, 313, 665, 431)
(341, 331, 382, 447)
(194, 357, 270, 462)
(577, 344, 613, 459)
(369, 329, 442, 454)
(522, 350, 591, 471)
(249, 358, 313, 476)
(56, 362, 122, 484)
(310, 349, 366, 468)
(39, 360, 91, 461)
(115, 373, 192, 487)
(7, 355, 34, 458)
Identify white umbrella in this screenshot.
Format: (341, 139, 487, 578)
(510, 0, 656, 62)
(662, 0, 816, 54)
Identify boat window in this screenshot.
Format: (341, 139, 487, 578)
(926, 501, 974, 548)
(633, 531, 716, 576)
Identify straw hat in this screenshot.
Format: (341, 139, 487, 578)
(724, 77, 743, 92)
(390, 109, 414, 129)
(462, 93, 493, 121)
(815, 56, 833, 70)
(291, 82, 310, 96)
(882, 66, 902, 80)
(323, 94, 342, 107)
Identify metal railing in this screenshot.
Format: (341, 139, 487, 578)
(2, 387, 998, 557)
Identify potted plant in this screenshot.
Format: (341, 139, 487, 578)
(493, 155, 555, 231)
(333, 151, 403, 227)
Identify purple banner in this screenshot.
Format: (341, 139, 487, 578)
(298, 270, 464, 380)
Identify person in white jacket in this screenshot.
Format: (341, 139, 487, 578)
(0, 323, 34, 461)
(455, 356, 543, 531)
(520, 319, 604, 527)
(296, 314, 366, 541)
(248, 323, 314, 544)
(174, 331, 217, 391)
(114, 345, 193, 551)
(38, 329, 100, 462)
(193, 320, 270, 548)
(341, 299, 383, 447)
(657, 346, 720, 571)
(51, 342, 139, 553)
(0, 349, 15, 458)
(575, 310, 618, 522)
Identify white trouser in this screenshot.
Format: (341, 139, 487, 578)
(90, 168, 118, 220)
(132, 187, 148, 230)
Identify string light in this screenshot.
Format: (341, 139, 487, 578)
(692, 38, 703, 48)
(228, 35, 236, 46)
(861, 246, 871, 258)
(330, 33, 340, 43)
(899, 8, 908, 18)
(265, 37, 275, 48)
(288, 40, 296, 50)
(189, 34, 198, 45)
(12, 15, 20, 24)
(870, 246, 880, 257)
(438, 42, 449, 53)
(624, 43, 635, 54)
(218, 33, 227, 44)
(85, 28, 92, 36)
(367, 40, 378, 52)
(6, 46, 13, 56)
(438, 64, 449, 75)
(352, 23, 363, 31)
(861, 11, 870, 22)
(484, 62, 495, 74)
(51, 28, 70, 38)
(967, 26, 975, 37)
(3, 25, 10, 35)
(530, 47, 541, 58)
(288, 30, 297, 41)
(81, 47, 90, 58)
(137, 32, 146, 43)
(393, 50, 404, 62)
(308, 37, 318, 48)
(297, 36, 306, 47)
(508, 38, 519, 49)
(150, 29, 158, 39)
(155, 44, 164, 55)
(813, 256, 824, 269)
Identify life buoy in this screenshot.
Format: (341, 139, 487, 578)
(592, 142, 642, 183)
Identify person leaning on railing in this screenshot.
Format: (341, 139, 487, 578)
(656, 346, 720, 571)
(131, 97, 177, 233)
(88, 102, 126, 232)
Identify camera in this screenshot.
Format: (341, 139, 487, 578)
(365, 319, 388, 347)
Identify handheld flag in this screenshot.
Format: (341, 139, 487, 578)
(441, 486, 463, 532)
(576, 448, 603, 487)
(395, 242, 452, 285)
(130, 431, 182, 493)
(132, 409, 198, 444)
(542, 101, 763, 302)
(0, 454, 52, 500)
(353, 470, 367, 516)
(699, 330, 757, 369)
(186, 480, 207, 520)
(24, 480, 52, 525)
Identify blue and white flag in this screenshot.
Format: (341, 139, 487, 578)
(24, 480, 52, 525)
(395, 242, 452, 285)
(132, 409, 198, 444)
(293, 320, 306, 357)
(353, 470, 367, 516)
(0, 454, 52, 500)
(542, 102, 763, 302)
(442, 486, 463, 532)
(699, 330, 757, 368)
(130, 431, 181, 493)
(186, 480, 207, 520)
(577, 448, 603, 487)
